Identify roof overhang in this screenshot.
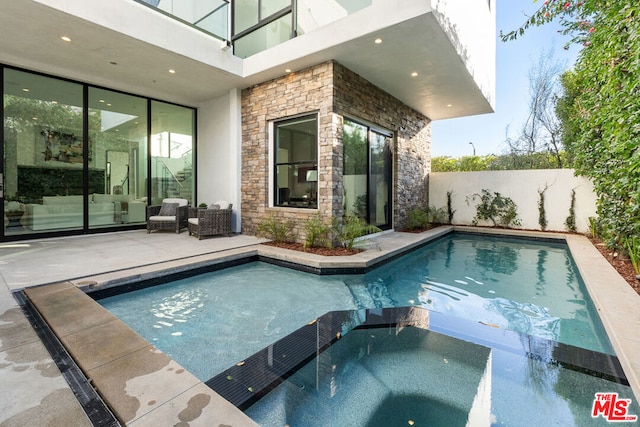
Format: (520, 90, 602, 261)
(0, 0, 494, 120)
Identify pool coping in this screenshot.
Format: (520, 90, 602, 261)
(17, 226, 640, 424)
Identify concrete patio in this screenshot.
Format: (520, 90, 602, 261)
(1, 227, 638, 426)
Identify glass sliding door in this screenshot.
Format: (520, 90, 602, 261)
(2, 66, 197, 241)
(88, 88, 148, 228)
(369, 130, 392, 228)
(150, 101, 195, 206)
(343, 120, 368, 218)
(3, 68, 84, 236)
(343, 118, 392, 229)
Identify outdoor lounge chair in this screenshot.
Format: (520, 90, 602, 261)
(146, 198, 189, 234)
(188, 201, 233, 239)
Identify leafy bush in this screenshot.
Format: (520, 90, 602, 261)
(588, 217, 600, 239)
(623, 236, 640, 276)
(466, 189, 521, 228)
(303, 214, 331, 249)
(256, 214, 296, 243)
(335, 215, 382, 250)
(428, 206, 448, 224)
(407, 207, 429, 230)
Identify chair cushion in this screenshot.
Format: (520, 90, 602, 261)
(159, 202, 179, 216)
(207, 204, 220, 210)
(163, 198, 188, 207)
(188, 218, 199, 226)
(149, 215, 176, 222)
(214, 200, 230, 209)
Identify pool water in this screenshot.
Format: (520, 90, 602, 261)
(98, 234, 614, 384)
(239, 308, 637, 427)
(347, 234, 613, 354)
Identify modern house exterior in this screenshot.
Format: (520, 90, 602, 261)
(0, 0, 495, 242)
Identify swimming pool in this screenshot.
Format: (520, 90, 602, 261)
(230, 307, 637, 427)
(98, 233, 614, 383)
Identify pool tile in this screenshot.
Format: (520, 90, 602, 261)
(59, 318, 152, 372)
(87, 346, 200, 424)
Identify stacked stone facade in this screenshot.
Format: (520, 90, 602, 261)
(241, 61, 431, 241)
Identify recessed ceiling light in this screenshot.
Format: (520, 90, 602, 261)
(447, 104, 453, 107)
(106, 103, 112, 107)
(99, 99, 105, 103)
(169, 69, 176, 74)
(374, 38, 382, 44)
(411, 72, 418, 77)
(61, 36, 72, 42)
(285, 68, 292, 73)
(22, 88, 29, 92)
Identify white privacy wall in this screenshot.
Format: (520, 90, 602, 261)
(428, 169, 597, 234)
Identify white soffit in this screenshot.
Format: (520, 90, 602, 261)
(0, 0, 493, 119)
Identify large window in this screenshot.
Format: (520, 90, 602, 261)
(88, 88, 148, 228)
(3, 69, 85, 236)
(2, 67, 195, 240)
(274, 115, 318, 208)
(150, 101, 195, 206)
(232, 0, 371, 58)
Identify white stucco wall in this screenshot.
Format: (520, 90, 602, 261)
(429, 169, 597, 233)
(197, 89, 242, 232)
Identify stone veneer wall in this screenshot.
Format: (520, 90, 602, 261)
(241, 61, 431, 240)
(241, 61, 335, 238)
(333, 63, 431, 230)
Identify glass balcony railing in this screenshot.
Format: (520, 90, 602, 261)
(134, 0, 372, 57)
(135, 0, 229, 41)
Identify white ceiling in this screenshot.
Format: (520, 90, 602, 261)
(0, 0, 493, 120)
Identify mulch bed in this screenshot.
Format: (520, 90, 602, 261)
(588, 237, 640, 296)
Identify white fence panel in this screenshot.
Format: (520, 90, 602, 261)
(428, 169, 597, 234)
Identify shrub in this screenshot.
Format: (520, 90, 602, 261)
(303, 214, 331, 249)
(428, 206, 448, 224)
(335, 215, 382, 250)
(623, 236, 640, 277)
(466, 189, 521, 228)
(407, 207, 430, 230)
(256, 214, 296, 243)
(588, 217, 600, 239)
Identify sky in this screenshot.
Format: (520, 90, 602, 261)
(431, 0, 582, 157)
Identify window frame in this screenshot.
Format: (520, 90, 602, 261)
(271, 113, 319, 209)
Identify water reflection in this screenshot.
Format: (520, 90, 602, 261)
(345, 235, 613, 354)
(149, 288, 206, 336)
